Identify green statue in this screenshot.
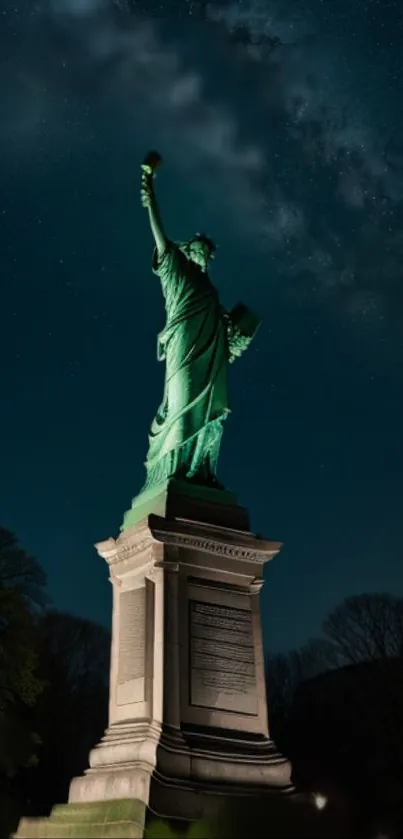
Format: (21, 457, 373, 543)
(140, 151, 260, 492)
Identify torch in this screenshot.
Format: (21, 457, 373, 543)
(141, 150, 163, 179)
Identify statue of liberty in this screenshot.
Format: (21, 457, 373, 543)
(139, 151, 260, 493)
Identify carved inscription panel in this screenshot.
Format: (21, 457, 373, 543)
(117, 587, 146, 687)
(190, 600, 257, 716)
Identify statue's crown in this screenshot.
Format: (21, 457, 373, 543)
(194, 232, 216, 253)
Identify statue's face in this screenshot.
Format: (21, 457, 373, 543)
(188, 239, 214, 271)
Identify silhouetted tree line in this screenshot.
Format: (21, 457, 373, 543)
(0, 526, 110, 837)
(266, 592, 403, 836)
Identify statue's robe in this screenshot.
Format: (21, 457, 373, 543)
(143, 241, 229, 488)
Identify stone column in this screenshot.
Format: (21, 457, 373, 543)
(162, 554, 182, 733)
(249, 576, 270, 737)
(68, 520, 164, 809)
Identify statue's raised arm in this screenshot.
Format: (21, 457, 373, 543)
(140, 151, 167, 257)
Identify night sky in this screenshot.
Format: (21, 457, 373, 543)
(1, 0, 403, 654)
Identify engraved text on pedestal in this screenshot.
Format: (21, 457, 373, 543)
(116, 587, 146, 705)
(190, 600, 257, 715)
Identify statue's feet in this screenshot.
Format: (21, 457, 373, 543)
(206, 475, 225, 490)
(186, 472, 225, 491)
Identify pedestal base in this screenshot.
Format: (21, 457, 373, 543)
(14, 800, 145, 839)
(68, 720, 161, 805)
(150, 728, 293, 821)
(121, 478, 246, 531)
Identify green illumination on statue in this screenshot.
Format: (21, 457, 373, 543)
(139, 151, 260, 493)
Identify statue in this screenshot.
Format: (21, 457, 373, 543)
(140, 151, 260, 492)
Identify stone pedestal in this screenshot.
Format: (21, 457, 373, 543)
(14, 481, 292, 837)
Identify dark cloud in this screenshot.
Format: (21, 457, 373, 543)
(1, 0, 403, 326)
(0, 0, 267, 235)
(200, 0, 403, 326)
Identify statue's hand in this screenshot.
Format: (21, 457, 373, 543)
(140, 166, 166, 251)
(141, 173, 154, 209)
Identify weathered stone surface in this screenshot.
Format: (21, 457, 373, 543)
(190, 600, 257, 715)
(14, 484, 292, 837)
(14, 799, 146, 839)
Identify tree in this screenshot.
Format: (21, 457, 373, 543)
(19, 610, 111, 816)
(0, 528, 48, 772)
(0, 527, 48, 836)
(266, 593, 403, 735)
(0, 527, 48, 609)
(321, 593, 403, 665)
(278, 594, 403, 833)
(266, 639, 335, 750)
(0, 586, 43, 752)
(266, 592, 403, 773)
(0, 528, 111, 829)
